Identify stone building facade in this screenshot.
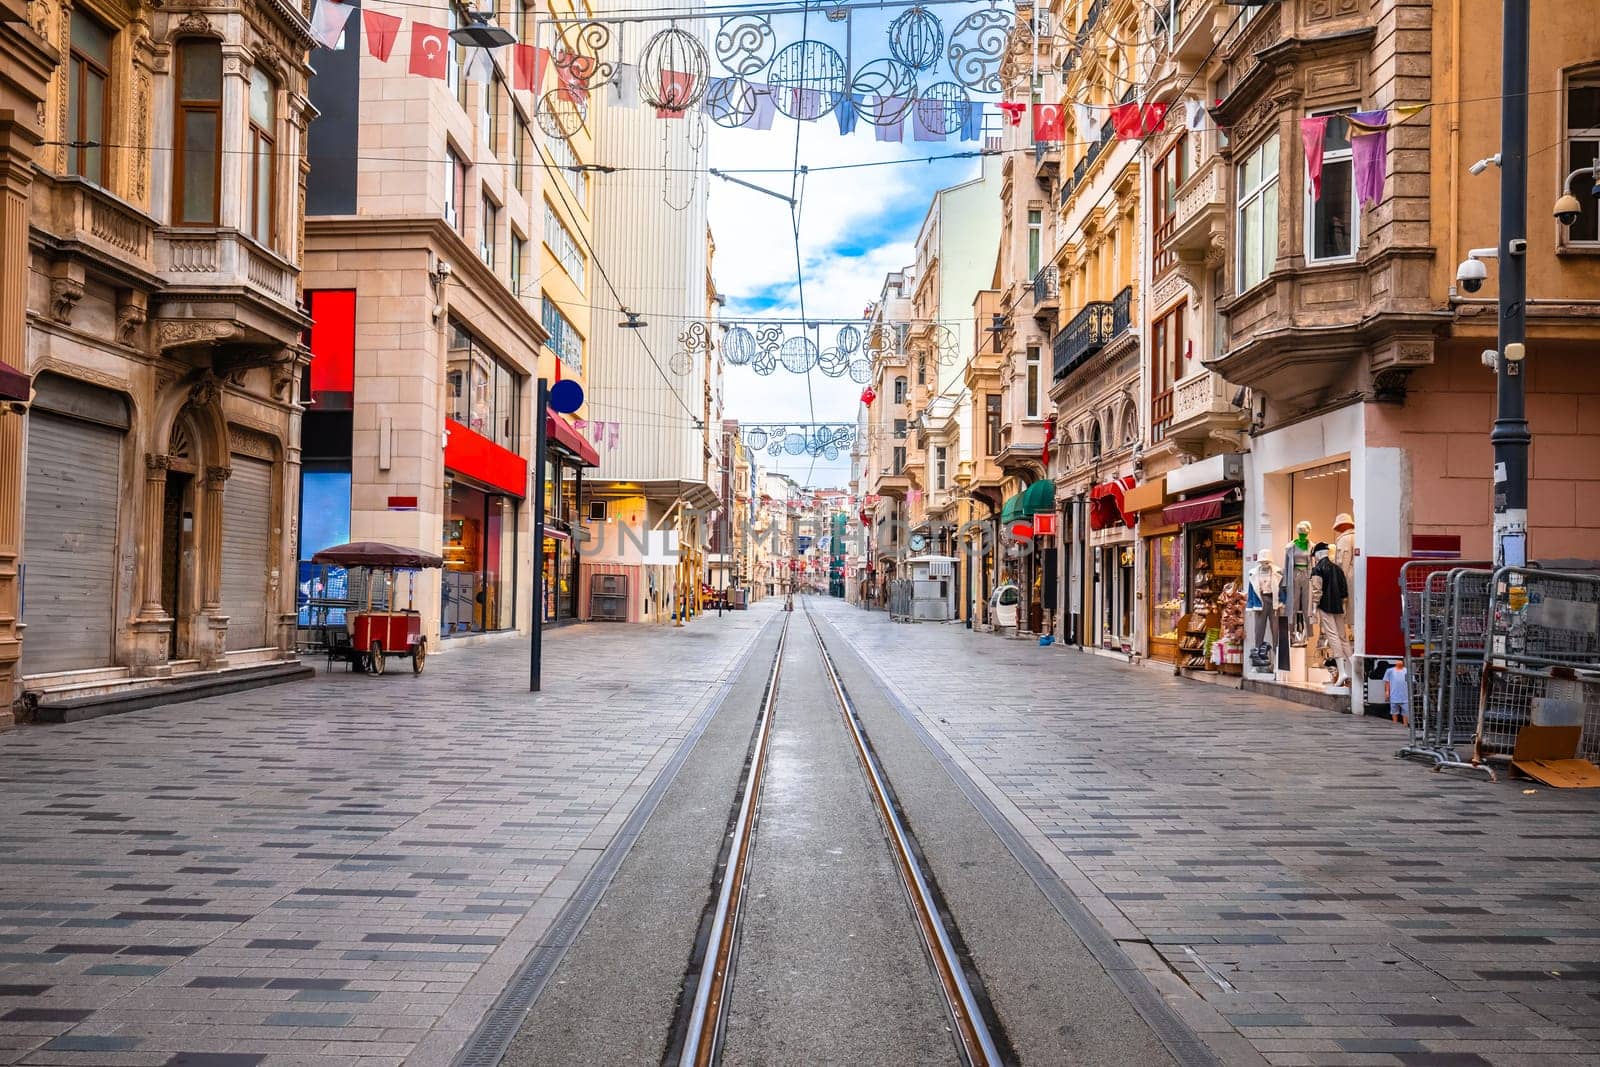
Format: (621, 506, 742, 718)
(11, 0, 314, 716)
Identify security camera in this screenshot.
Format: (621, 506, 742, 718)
(433, 259, 452, 280)
(1554, 192, 1583, 227)
(1456, 257, 1488, 294)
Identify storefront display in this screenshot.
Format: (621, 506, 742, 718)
(1254, 459, 1355, 691)
(442, 478, 515, 636)
(1146, 531, 1183, 662)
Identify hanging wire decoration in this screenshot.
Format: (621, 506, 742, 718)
(915, 80, 969, 136)
(849, 59, 917, 126)
(817, 347, 849, 377)
(536, 88, 589, 140)
(946, 6, 1013, 93)
(836, 324, 861, 354)
(714, 14, 776, 75)
(722, 324, 757, 366)
(751, 343, 778, 375)
(767, 39, 847, 119)
(704, 76, 761, 128)
(553, 21, 616, 90)
(888, 6, 944, 71)
(929, 322, 961, 364)
(779, 335, 818, 373)
(640, 26, 711, 113)
(783, 432, 808, 456)
(746, 426, 769, 449)
(848, 357, 873, 383)
(671, 321, 711, 375)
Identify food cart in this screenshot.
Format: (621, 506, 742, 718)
(309, 541, 444, 675)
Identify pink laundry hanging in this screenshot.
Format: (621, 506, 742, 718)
(1300, 115, 1329, 200)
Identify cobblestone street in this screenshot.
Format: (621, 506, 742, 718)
(1, 601, 1598, 1067)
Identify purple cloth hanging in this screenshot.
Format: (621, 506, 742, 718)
(912, 98, 946, 142)
(1350, 109, 1389, 207)
(875, 96, 905, 142)
(748, 85, 777, 131)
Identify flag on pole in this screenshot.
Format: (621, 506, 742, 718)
(1032, 102, 1064, 142)
(362, 9, 402, 61)
(408, 23, 449, 80)
(309, 0, 354, 50)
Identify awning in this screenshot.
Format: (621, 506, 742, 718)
(999, 492, 1024, 525)
(1122, 477, 1166, 515)
(1161, 487, 1241, 526)
(547, 413, 600, 467)
(1020, 479, 1056, 515)
(0, 363, 30, 404)
(311, 541, 445, 569)
(1088, 475, 1136, 529)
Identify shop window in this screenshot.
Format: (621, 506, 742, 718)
(1305, 113, 1357, 262)
(1565, 72, 1600, 244)
(68, 9, 113, 185)
(1149, 533, 1183, 649)
(1025, 347, 1041, 418)
(442, 481, 516, 635)
(446, 320, 522, 450)
(173, 38, 222, 225)
(296, 468, 353, 627)
(247, 67, 277, 246)
(1237, 133, 1280, 290)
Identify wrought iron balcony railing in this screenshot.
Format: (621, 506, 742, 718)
(1051, 285, 1133, 382)
(1031, 265, 1058, 305)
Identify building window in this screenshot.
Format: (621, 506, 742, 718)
(1152, 133, 1188, 273)
(892, 376, 907, 404)
(1306, 114, 1357, 261)
(892, 446, 906, 473)
(541, 296, 584, 374)
(446, 320, 521, 450)
(173, 38, 222, 225)
(1566, 74, 1600, 243)
(934, 446, 947, 490)
(510, 233, 527, 298)
(1150, 300, 1185, 441)
(1090, 419, 1103, 459)
(1237, 133, 1280, 291)
(917, 356, 927, 385)
(1025, 346, 1041, 419)
(450, 9, 468, 109)
(545, 135, 589, 208)
(1028, 209, 1042, 278)
(479, 193, 498, 268)
(514, 114, 530, 197)
(481, 75, 502, 156)
(893, 418, 907, 439)
(67, 9, 113, 185)
(247, 67, 277, 246)
(444, 147, 467, 233)
(544, 203, 586, 288)
(985, 393, 1001, 456)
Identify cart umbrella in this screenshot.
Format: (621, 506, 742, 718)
(310, 541, 445, 569)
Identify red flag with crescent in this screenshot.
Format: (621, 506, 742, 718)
(408, 23, 449, 80)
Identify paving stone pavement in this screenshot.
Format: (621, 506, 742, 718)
(0, 609, 773, 1067)
(816, 599, 1600, 1067)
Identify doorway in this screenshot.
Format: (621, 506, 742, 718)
(160, 470, 193, 657)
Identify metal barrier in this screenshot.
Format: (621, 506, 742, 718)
(887, 579, 914, 622)
(1474, 568, 1600, 774)
(1394, 562, 1491, 769)
(1433, 568, 1496, 775)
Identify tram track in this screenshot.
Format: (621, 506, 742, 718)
(668, 599, 1011, 1067)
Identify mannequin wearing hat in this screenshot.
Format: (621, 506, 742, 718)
(1334, 512, 1356, 650)
(1310, 540, 1352, 689)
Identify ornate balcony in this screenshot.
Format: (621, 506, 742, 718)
(1166, 154, 1226, 260)
(1052, 285, 1133, 382)
(1164, 370, 1248, 454)
(34, 175, 159, 281)
(1034, 140, 1060, 181)
(1030, 266, 1059, 319)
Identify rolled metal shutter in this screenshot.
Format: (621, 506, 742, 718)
(20, 412, 123, 674)
(220, 455, 273, 649)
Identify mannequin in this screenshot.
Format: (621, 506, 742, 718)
(1310, 540, 1351, 689)
(1279, 520, 1313, 646)
(1333, 512, 1355, 648)
(1249, 557, 1278, 671)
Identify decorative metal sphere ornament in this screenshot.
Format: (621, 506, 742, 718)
(849, 59, 917, 125)
(823, 443, 840, 461)
(767, 39, 847, 119)
(779, 335, 818, 374)
(746, 426, 769, 450)
(535, 88, 588, 141)
(914, 81, 968, 137)
(704, 75, 759, 128)
(783, 432, 807, 456)
(818, 347, 848, 377)
(888, 7, 944, 72)
(848, 357, 872, 384)
(752, 346, 778, 375)
(669, 350, 694, 375)
(553, 22, 616, 90)
(946, 7, 1013, 93)
(723, 325, 757, 366)
(767, 437, 783, 455)
(640, 27, 710, 113)
(930, 322, 961, 364)
(714, 15, 775, 76)
(836, 324, 861, 353)
(811, 427, 834, 454)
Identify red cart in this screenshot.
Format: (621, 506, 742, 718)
(310, 541, 444, 675)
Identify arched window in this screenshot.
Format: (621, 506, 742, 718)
(173, 38, 222, 225)
(1122, 403, 1138, 445)
(247, 67, 277, 245)
(893, 376, 907, 404)
(1090, 419, 1103, 459)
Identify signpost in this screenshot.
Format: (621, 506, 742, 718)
(532, 377, 584, 693)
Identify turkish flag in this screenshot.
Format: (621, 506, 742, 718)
(657, 70, 693, 119)
(1111, 102, 1169, 140)
(362, 9, 401, 62)
(999, 101, 1027, 126)
(513, 44, 549, 92)
(408, 22, 449, 80)
(1032, 103, 1064, 142)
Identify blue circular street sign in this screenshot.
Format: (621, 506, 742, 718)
(549, 379, 584, 413)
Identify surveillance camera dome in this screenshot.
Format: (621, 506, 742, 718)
(1554, 192, 1584, 227)
(1456, 257, 1488, 294)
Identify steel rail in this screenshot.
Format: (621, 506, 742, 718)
(678, 615, 788, 1067)
(803, 603, 1003, 1067)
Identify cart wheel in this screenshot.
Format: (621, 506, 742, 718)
(369, 639, 385, 675)
(412, 640, 427, 674)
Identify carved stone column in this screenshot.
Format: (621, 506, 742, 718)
(130, 453, 174, 674)
(198, 464, 230, 666)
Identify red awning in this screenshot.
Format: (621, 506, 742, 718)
(1161, 488, 1238, 526)
(1088, 475, 1136, 529)
(0, 363, 31, 403)
(547, 413, 600, 467)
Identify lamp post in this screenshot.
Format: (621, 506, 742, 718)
(1490, 0, 1530, 568)
(530, 377, 547, 692)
